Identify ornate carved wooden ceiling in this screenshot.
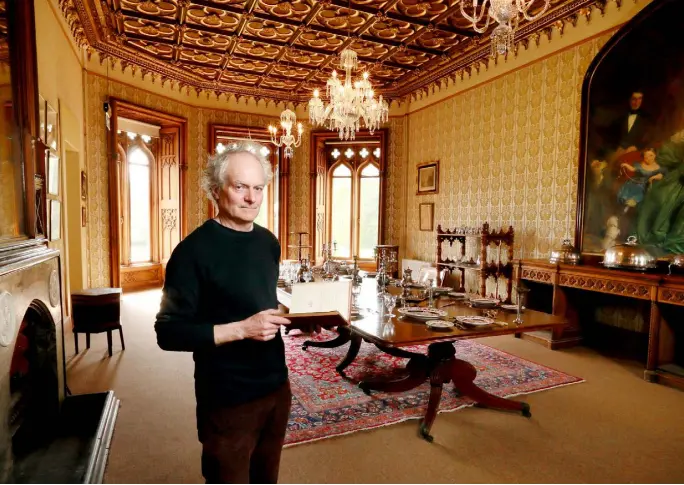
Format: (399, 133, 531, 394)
(62, 0, 597, 102)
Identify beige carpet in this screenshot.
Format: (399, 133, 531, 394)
(65, 290, 684, 483)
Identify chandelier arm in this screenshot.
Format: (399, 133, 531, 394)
(516, 0, 550, 22)
(460, 0, 492, 33)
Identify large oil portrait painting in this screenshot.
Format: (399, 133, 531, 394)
(579, 0, 684, 257)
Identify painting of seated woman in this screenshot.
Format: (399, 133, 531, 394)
(579, 0, 684, 256)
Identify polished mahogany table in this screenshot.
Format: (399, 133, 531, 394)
(277, 279, 568, 441)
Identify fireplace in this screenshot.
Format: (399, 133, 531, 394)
(0, 245, 119, 483)
(9, 302, 60, 457)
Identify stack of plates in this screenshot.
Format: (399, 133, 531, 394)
(448, 291, 467, 299)
(397, 307, 448, 321)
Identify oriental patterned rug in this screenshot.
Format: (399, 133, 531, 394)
(283, 329, 584, 446)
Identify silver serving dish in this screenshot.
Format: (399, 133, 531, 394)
(602, 236, 656, 270)
(549, 239, 580, 265)
(669, 254, 684, 275)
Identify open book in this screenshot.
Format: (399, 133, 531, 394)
(286, 280, 352, 328)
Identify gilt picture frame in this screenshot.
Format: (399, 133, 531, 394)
(576, 0, 684, 258)
(417, 160, 439, 195)
(419, 203, 434, 232)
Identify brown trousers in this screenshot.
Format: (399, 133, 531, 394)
(198, 382, 292, 484)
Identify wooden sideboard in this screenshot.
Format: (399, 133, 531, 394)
(517, 259, 684, 389)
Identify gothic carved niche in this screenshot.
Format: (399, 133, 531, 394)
(162, 208, 178, 231)
(63, 0, 603, 102)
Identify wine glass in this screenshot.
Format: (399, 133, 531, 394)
(351, 283, 362, 309)
(303, 270, 313, 283)
(383, 293, 397, 321)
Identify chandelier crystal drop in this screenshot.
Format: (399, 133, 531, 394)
(268, 109, 303, 158)
(460, 0, 551, 57)
(308, 48, 389, 141)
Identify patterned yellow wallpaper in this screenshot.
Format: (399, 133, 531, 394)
(404, 31, 614, 263)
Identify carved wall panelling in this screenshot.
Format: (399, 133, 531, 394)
(60, 0, 602, 102)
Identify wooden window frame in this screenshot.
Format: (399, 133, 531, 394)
(117, 136, 158, 267)
(323, 139, 385, 265)
(108, 99, 188, 288)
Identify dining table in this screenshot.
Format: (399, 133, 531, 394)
(277, 278, 568, 441)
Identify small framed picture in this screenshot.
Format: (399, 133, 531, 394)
(49, 200, 61, 241)
(80, 170, 87, 200)
(419, 202, 434, 232)
(417, 160, 439, 195)
(47, 153, 60, 196)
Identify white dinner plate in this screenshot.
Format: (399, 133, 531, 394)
(398, 307, 448, 321)
(455, 316, 494, 326)
(448, 291, 467, 299)
(500, 304, 525, 312)
(426, 319, 455, 330)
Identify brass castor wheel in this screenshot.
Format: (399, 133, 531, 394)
(301, 345, 308, 351)
(359, 382, 371, 396)
(336, 368, 347, 378)
(521, 403, 532, 418)
(419, 423, 434, 442)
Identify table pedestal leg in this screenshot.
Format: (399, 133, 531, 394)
(449, 359, 530, 416)
(302, 325, 351, 351)
(360, 341, 532, 441)
(336, 334, 363, 378)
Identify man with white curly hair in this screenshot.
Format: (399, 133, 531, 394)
(155, 140, 292, 484)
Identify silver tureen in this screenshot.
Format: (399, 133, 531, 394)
(602, 236, 657, 270)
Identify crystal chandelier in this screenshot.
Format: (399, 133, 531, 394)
(268, 109, 303, 158)
(460, 0, 551, 57)
(308, 48, 389, 141)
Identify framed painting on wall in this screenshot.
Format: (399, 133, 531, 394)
(577, 0, 684, 258)
(419, 203, 434, 231)
(417, 160, 439, 195)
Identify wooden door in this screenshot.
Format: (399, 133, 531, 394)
(158, 126, 180, 267)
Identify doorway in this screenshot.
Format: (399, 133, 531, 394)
(107, 100, 187, 290)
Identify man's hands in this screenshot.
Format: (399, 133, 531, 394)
(214, 309, 291, 345)
(240, 309, 291, 341)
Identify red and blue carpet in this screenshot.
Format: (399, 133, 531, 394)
(284, 330, 584, 446)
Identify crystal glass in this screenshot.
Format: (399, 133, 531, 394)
(351, 283, 362, 309)
(303, 270, 313, 283)
(382, 293, 397, 320)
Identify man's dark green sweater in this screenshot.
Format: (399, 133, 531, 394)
(155, 219, 287, 408)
